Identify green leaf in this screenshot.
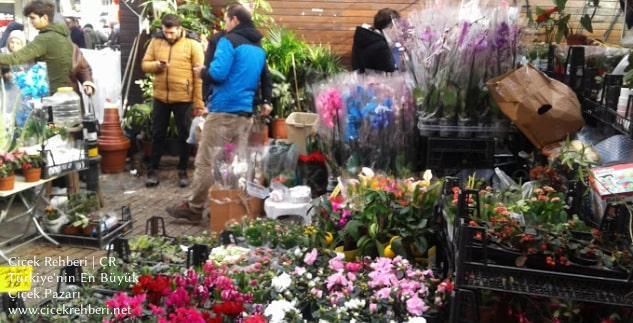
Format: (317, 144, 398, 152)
(554, 0, 567, 11)
(414, 237, 428, 255)
(391, 237, 406, 256)
(580, 14, 593, 33)
(344, 220, 363, 239)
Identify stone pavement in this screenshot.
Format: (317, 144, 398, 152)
(0, 157, 208, 306)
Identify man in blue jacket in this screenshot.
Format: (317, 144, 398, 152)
(167, 3, 272, 222)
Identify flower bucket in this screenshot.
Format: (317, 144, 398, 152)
(334, 246, 358, 261)
(23, 168, 41, 182)
(0, 175, 16, 191)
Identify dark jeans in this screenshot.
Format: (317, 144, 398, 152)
(150, 99, 192, 171)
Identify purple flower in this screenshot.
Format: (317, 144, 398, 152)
(458, 22, 472, 46)
(420, 26, 438, 43)
(494, 22, 510, 50)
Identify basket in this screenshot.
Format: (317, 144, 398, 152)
(286, 112, 318, 155)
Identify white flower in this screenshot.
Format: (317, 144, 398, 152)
(271, 272, 292, 293)
(351, 319, 357, 323)
(407, 317, 427, 323)
(308, 281, 316, 288)
(344, 298, 366, 310)
(294, 248, 303, 257)
(306, 273, 313, 280)
(264, 299, 298, 323)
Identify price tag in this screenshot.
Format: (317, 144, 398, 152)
(0, 266, 32, 293)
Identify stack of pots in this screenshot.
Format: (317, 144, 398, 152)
(98, 103, 130, 173)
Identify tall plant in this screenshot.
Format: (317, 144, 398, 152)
(137, 0, 218, 37)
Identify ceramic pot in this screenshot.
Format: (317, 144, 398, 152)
(43, 212, 69, 233)
(23, 168, 41, 182)
(0, 175, 15, 191)
(98, 106, 131, 173)
(271, 118, 288, 139)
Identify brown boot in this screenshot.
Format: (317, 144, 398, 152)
(166, 201, 202, 222)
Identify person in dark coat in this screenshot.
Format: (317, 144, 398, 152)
(351, 8, 400, 73)
(0, 22, 24, 49)
(65, 17, 85, 48)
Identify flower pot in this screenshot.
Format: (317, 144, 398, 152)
(82, 224, 97, 236)
(98, 105, 131, 173)
(23, 168, 41, 182)
(0, 175, 16, 191)
(334, 246, 358, 261)
(61, 225, 83, 236)
(43, 212, 70, 233)
(566, 34, 588, 46)
(271, 118, 288, 139)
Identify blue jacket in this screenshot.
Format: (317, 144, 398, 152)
(207, 23, 271, 113)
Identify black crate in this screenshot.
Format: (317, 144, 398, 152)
(46, 206, 133, 249)
(425, 137, 495, 171)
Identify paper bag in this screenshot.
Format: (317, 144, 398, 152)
(486, 65, 584, 148)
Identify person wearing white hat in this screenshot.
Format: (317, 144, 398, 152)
(2, 30, 26, 53)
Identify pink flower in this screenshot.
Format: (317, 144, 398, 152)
(328, 254, 345, 271)
(326, 272, 349, 290)
(316, 88, 344, 128)
(165, 287, 190, 308)
(149, 304, 165, 316)
(406, 295, 428, 316)
(304, 248, 318, 265)
(370, 303, 378, 313)
(345, 262, 362, 272)
(294, 266, 307, 276)
(214, 275, 234, 290)
(105, 293, 146, 320)
(310, 288, 323, 298)
(167, 307, 206, 323)
(374, 287, 392, 300)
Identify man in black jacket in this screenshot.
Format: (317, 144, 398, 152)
(351, 8, 400, 73)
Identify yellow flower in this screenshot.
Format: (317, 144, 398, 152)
(324, 232, 334, 245)
(384, 245, 396, 258)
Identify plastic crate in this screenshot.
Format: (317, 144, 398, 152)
(425, 137, 495, 171)
(286, 112, 318, 155)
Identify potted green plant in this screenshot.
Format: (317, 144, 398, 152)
(534, 0, 598, 45)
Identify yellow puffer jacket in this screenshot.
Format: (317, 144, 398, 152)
(141, 30, 204, 109)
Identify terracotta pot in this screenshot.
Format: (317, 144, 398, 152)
(0, 175, 15, 191)
(62, 225, 83, 235)
(23, 168, 41, 182)
(82, 224, 97, 236)
(98, 106, 131, 173)
(566, 34, 587, 45)
(271, 118, 288, 139)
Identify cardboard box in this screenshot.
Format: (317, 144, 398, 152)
(208, 189, 263, 233)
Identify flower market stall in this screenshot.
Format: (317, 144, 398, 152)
(7, 0, 633, 322)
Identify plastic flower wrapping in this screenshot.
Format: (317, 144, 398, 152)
(312, 72, 417, 174)
(210, 145, 265, 190)
(386, 2, 522, 129)
(11, 62, 49, 127)
(0, 76, 20, 151)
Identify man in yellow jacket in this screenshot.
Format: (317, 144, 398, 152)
(141, 14, 204, 188)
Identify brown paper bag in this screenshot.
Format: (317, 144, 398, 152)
(486, 65, 584, 149)
(208, 189, 263, 233)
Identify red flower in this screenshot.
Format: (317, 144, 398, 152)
(468, 220, 478, 227)
(244, 314, 267, 323)
(212, 301, 244, 316)
(546, 256, 556, 267)
(132, 274, 171, 305)
(22, 162, 32, 170)
(536, 7, 559, 23)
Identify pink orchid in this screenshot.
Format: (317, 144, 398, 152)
(304, 248, 318, 266)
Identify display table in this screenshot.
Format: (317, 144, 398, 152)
(0, 175, 60, 262)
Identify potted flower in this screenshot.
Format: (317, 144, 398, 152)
(20, 153, 44, 182)
(42, 205, 69, 233)
(0, 151, 17, 190)
(62, 213, 90, 236)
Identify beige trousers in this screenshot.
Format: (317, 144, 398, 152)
(188, 112, 253, 211)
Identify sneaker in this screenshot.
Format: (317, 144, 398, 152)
(146, 170, 160, 187)
(166, 201, 202, 222)
(178, 170, 189, 188)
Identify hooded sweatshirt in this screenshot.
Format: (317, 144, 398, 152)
(0, 23, 73, 93)
(351, 25, 396, 73)
(208, 22, 272, 113)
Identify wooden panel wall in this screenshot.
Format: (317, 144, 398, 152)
(264, 0, 626, 67)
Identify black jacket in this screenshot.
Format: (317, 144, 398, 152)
(351, 26, 395, 73)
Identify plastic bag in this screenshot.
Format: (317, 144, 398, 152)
(263, 140, 299, 184)
(187, 116, 204, 145)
